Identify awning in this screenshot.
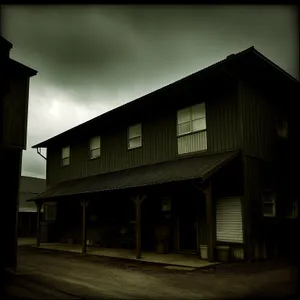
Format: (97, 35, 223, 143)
(28, 150, 239, 202)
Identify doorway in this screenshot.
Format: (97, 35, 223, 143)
(178, 197, 198, 254)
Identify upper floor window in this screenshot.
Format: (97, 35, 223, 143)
(128, 123, 142, 149)
(89, 136, 101, 159)
(263, 189, 276, 217)
(61, 146, 70, 166)
(177, 103, 206, 136)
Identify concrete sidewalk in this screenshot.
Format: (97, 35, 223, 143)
(18, 238, 218, 269)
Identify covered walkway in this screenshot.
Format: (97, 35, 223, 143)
(28, 151, 240, 262)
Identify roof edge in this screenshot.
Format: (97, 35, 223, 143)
(32, 48, 255, 149)
(251, 48, 299, 84)
(10, 59, 38, 77)
(28, 150, 239, 201)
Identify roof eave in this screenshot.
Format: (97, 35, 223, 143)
(251, 49, 299, 85)
(9, 59, 38, 77)
(31, 49, 255, 149)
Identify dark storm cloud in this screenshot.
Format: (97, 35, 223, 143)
(4, 5, 298, 102)
(2, 5, 298, 178)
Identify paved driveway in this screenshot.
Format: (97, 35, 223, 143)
(5, 246, 298, 299)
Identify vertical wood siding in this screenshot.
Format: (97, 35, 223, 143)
(206, 83, 240, 153)
(177, 131, 207, 155)
(239, 81, 280, 160)
(46, 80, 240, 186)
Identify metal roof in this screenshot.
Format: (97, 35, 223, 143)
(8, 59, 38, 77)
(19, 177, 46, 211)
(32, 46, 299, 149)
(20, 176, 46, 194)
(28, 150, 239, 202)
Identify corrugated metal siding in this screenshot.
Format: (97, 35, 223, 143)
(177, 131, 207, 155)
(216, 197, 243, 243)
(239, 81, 279, 160)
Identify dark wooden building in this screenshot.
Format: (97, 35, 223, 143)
(0, 36, 37, 271)
(30, 46, 298, 262)
(18, 176, 46, 237)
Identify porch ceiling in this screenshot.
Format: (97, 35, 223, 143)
(28, 150, 239, 202)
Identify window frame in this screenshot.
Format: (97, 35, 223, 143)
(61, 145, 70, 167)
(44, 202, 57, 221)
(128, 123, 142, 150)
(286, 199, 298, 219)
(177, 103, 206, 137)
(262, 189, 276, 217)
(277, 115, 288, 139)
(89, 136, 101, 160)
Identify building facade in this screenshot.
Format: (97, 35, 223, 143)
(30, 47, 298, 262)
(0, 36, 37, 270)
(18, 176, 46, 237)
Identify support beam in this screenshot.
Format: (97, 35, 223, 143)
(36, 202, 42, 247)
(203, 180, 216, 262)
(131, 195, 146, 259)
(80, 199, 89, 254)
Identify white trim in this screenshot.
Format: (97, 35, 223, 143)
(262, 189, 276, 217)
(177, 103, 206, 137)
(128, 123, 142, 149)
(61, 146, 70, 166)
(89, 136, 101, 159)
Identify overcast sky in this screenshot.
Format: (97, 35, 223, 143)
(2, 5, 299, 179)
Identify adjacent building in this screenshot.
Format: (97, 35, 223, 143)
(30, 46, 298, 262)
(18, 176, 46, 237)
(0, 36, 38, 270)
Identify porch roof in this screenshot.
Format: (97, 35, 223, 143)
(28, 150, 239, 202)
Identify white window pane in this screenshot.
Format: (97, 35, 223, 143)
(177, 108, 191, 124)
(192, 103, 206, 120)
(90, 148, 100, 158)
(62, 157, 70, 166)
(178, 122, 191, 135)
(129, 124, 141, 138)
(90, 136, 100, 150)
(192, 118, 206, 131)
(62, 146, 70, 158)
(129, 136, 141, 149)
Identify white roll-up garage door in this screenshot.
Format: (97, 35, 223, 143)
(216, 197, 243, 243)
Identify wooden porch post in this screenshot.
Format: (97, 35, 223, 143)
(36, 201, 42, 247)
(80, 199, 89, 254)
(204, 180, 216, 262)
(131, 194, 146, 259)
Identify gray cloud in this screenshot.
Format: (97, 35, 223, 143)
(2, 5, 298, 178)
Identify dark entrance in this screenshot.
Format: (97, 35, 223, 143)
(178, 196, 197, 253)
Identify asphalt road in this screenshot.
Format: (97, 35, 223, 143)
(4, 246, 298, 299)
